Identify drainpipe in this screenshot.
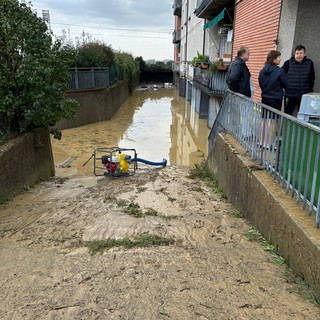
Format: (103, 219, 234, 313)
(185, 0, 189, 63)
(202, 21, 205, 56)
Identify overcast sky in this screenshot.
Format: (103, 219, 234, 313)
(29, 0, 174, 61)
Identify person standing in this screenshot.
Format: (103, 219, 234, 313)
(226, 46, 252, 140)
(259, 50, 288, 114)
(282, 45, 315, 115)
(258, 50, 288, 148)
(226, 46, 251, 98)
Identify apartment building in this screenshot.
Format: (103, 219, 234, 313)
(172, 0, 320, 128)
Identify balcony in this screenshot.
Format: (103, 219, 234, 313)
(172, 30, 181, 44)
(192, 66, 228, 96)
(173, 0, 182, 16)
(172, 62, 180, 73)
(195, 0, 234, 19)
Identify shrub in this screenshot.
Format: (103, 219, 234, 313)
(0, 0, 78, 140)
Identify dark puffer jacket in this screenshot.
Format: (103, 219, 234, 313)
(258, 64, 288, 100)
(226, 56, 251, 97)
(282, 56, 315, 97)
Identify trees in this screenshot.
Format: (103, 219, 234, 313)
(74, 42, 115, 67)
(115, 51, 139, 93)
(135, 56, 148, 72)
(0, 0, 78, 142)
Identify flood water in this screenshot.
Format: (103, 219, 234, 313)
(51, 88, 210, 176)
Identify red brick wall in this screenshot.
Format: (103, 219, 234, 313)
(232, 0, 282, 101)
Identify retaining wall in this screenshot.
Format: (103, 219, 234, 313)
(0, 127, 55, 201)
(56, 80, 130, 129)
(208, 133, 320, 297)
(1, 81, 129, 200)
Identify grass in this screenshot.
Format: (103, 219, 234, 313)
(86, 234, 175, 255)
(116, 200, 178, 220)
(245, 227, 285, 266)
(244, 227, 320, 305)
(188, 161, 212, 180)
(144, 208, 158, 217)
(159, 215, 180, 220)
(293, 275, 320, 305)
(123, 202, 143, 217)
(189, 160, 227, 199)
(0, 197, 8, 205)
(213, 186, 226, 199)
(122, 202, 159, 218)
(229, 209, 242, 218)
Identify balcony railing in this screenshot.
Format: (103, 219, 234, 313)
(192, 66, 228, 96)
(172, 30, 181, 44)
(172, 62, 180, 73)
(173, 0, 182, 16)
(195, 0, 233, 19)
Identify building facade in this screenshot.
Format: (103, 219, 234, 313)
(172, 0, 320, 128)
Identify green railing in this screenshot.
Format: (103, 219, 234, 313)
(209, 90, 320, 226)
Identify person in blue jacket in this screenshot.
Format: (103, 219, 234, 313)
(258, 50, 288, 148)
(259, 50, 288, 115)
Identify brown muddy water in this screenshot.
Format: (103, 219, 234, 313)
(51, 88, 210, 176)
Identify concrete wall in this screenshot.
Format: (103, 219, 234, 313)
(278, 0, 320, 92)
(0, 127, 55, 201)
(277, 0, 299, 61)
(208, 133, 320, 297)
(0, 81, 129, 200)
(293, 0, 320, 92)
(56, 80, 130, 130)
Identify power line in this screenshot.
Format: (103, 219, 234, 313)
(55, 31, 171, 40)
(51, 22, 172, 35)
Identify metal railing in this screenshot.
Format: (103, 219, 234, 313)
(69, 67, 110, 90)
(172, 62, 180, 72)
(173, 0, 182, 16)
(172, 30, 181, 44)
(196, 0, 211, 12)
(209, 90, 320, 225)
(193, 67, 228, 95)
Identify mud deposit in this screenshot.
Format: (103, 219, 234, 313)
(0, 163, 319, 319)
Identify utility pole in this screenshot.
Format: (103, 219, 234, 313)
(42, 10, 51, 32)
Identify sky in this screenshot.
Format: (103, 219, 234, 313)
(29, 0, 174, 61)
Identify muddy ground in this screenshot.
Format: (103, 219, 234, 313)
(0, 162, 319, 319)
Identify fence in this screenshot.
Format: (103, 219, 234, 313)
(209, 90, 320, 226)
(69, 66, 126, 90)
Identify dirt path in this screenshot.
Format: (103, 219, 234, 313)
(0, 165, 319, 319)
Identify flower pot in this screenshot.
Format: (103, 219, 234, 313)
(216, 65, 228, 71)
(201, 63, 209, 69)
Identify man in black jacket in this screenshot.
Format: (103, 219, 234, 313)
(282, 45, 315, 115)
(226, 46, 251, 97)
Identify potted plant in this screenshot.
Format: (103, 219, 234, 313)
(190, 51, 210, 68)
(209, 59, 228, 74)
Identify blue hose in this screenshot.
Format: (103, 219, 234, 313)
(129, 158, 167, 167)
